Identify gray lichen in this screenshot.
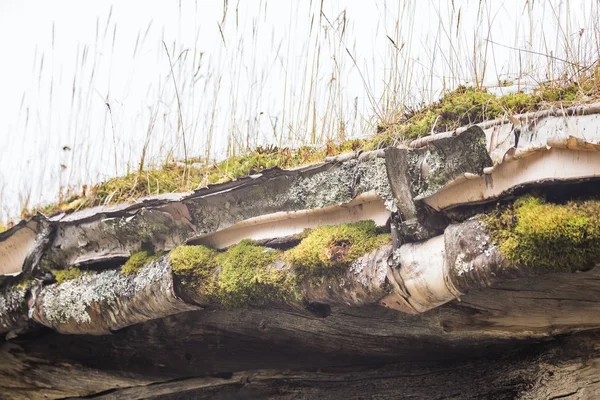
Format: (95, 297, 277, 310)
(408, 127, 492, 200)
(0, 284, 29, 330)
(354, 157, 394, 207)
(40, 257, 169, 324)
(288, 158, 394, 210)
(348, 244, 391, 290)
(408, 149, 447, 199)
(288, 162, 356, 209)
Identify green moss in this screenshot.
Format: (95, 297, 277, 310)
(121, 250, 157, 275)
(437, 87, 504, 128)
(499, 91, 538, 112)
(168, 245, 219, 291)
(170, 241, 298, 307)
(215, 240, 298, 307)
(169, 222, 390, 307)
(374, 82, 595, 143)
(285, 221, 391, 276)
(17, 74, 600, 222)
(16, 277, 35, 290)
(53, 267, 83, 284)
(538, 84, 579, 102)
(22, 144, 335, 219)
(374, 87, 504, 141)
(484, 196, 600, 271)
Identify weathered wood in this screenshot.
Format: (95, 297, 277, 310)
(36, 159, 392, 271)
(407, 125, 492, 201)
(0, 279, 31, 335)
(3, 293, 600, 399)
(3, 214, 599, 337)
(4, 266, 600, 398)
(0, 219, 39, 276)
(2, 110, 600, 399)
(87, 332, 600, 400)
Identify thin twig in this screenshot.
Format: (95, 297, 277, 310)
(104, 100, 118, 176)
(430, 115, 441, 135)
(483, 38, 581, 67)
(162, 41, 188, 181)
(217, 22, 227, 48)
(320, 11, 382, 119)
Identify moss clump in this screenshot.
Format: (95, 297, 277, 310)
(375, 80, 598, 143)
(170, 241, 298, 307)
(20, 141, 360, 220)
(375, 86, 505, 141)
(169, 245, 219, 290)
(53, 267, 83, 284)
(121, 250, 158, 275)
(16, 277, 35, 290)
(16, 70, 600, 223)
(484, 196, 600, 271)
(285, 221, 391, 276)
(215, 240, 298, 307)
(169, 222, 390, 307)
(436, 87, 504, 129)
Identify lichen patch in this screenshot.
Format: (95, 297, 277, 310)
(287, 162, 355, 209)
(40, 258, 168, 324)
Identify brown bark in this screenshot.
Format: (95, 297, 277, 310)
(2, 307, 600, 399)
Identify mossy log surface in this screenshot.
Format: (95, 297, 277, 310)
(2, 111, 600, 398)
(2, 201, 600, 398)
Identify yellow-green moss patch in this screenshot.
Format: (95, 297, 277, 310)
(169, 222, 391, 307)
(15, 277, 35, 290)
(285, 221, 391, 275)
(374, 81, 597, 143)
(169, 245, 218, 275)
(21, 141, 357, 220)
(484, 196, 600, 271)
(215, 240, 298, 307)
(121, 250, 158, 275)
(168, 245, 219, 291)
(53, 267, 83, 284)
(13, 72, 599, 224)
(170, 241, 299, 307)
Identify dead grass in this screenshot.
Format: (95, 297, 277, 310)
(4, 1, 600, 227)
(18, 69, 600, 222)
(372, 72, 600, 147)
(21, 139, 364, 218)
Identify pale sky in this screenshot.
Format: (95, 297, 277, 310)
(0, 0, 597, 221)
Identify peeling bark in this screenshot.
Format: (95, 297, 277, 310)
(2, 109, 600, 398)
(2, 213, 598, 338)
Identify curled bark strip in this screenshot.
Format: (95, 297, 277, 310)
(409, 102, 600, 149)
(0, 219, 39, 276)
(385, 219, 536, 313)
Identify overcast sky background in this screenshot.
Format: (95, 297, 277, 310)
(0, 0, 597, 221)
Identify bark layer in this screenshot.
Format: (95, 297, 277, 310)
(2, 109, 600, 398)
(2, 302, 600, 399)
